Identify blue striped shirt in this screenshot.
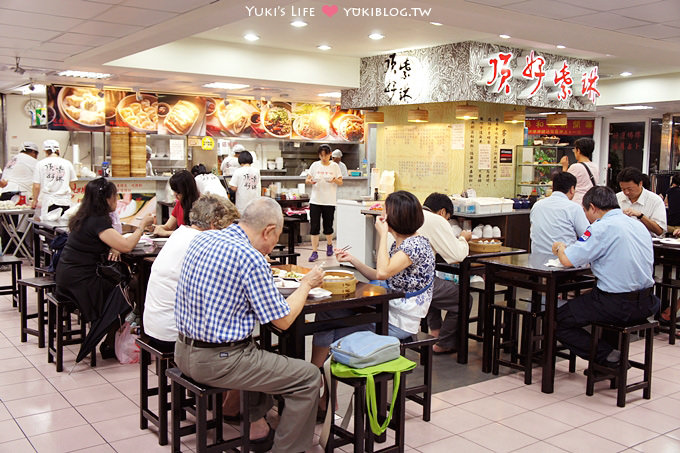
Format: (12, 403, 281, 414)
(175, 224, 290, 343)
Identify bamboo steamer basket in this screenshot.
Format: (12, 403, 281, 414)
(110, 127, 130, 177)
(322, 271, 358, 294)
(129, 131, 146, 177)
(468, 239, 503, 253)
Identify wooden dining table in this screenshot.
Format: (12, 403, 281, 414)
(477, 253, 595, 394)
(653, 240, 680, 344)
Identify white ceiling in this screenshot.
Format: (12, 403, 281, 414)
(1, 0, 680, 114)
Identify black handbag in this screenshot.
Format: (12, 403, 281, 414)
(96, 260, 131, 286)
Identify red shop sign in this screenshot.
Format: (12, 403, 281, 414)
(526, 119, 594, 136)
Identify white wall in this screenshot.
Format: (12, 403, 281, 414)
(598, 73, 680, 106)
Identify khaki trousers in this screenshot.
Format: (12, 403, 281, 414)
(175, 340, 320, 453)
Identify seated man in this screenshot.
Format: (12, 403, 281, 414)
(616, 166, 666, 236)
(418, 193, 471, 354)
(552, 186, 659, 367)
(530, 172, 590, 255)
(174, 197, 323, 453)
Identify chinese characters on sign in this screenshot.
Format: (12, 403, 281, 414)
(526, 119, 594, 136)
(486, 52, 514, 94)
(383, 54, 423, 103)
(519, 50, 545, 99)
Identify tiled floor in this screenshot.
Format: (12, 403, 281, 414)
(1, 251, 680, 452)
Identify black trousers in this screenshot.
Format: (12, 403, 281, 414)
(556, 286, 659, 363)
(309, 203, 335, 236)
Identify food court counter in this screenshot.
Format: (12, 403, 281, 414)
(260, 176, 369, 200)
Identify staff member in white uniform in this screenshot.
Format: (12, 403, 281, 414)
(31, 140, 77, 220)
(229, 151, 261, 214)
(331, 149, 349, 177)
(221, 143, 245, 176)
(0, 141, 39, 198)
(616, 166, 666, 236)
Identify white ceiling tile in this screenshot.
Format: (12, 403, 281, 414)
(50, 32, 116, 47)
(0, 9, 83, 31)
(37, 42, 93, 54)
(562, 0, 659, 11)
(502, 0, 598, 19)
(0, 24, 61, 41)
(0, 48, 70, 62)
(69, 20, 143, 37)
(619, 23, 680, 38)
(95, 5, 176, 27)
(121, 0, 214, 13)
(564, 12, 650, 29)
(464, 0, 526, 6)
(662, 19, 680, 27)
(0, 56, 65, 70)
(0, 0, 110, 19)
(85, 0, 124, 3)
(616, 0, 680, 22)
(0, 39, 43, 50)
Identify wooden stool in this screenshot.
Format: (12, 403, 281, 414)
(18, 276, 55, 348)
(136, 336, 175, 445)
(586, 320, 658, 407)
(0, 255, 23, 308)
(46, 293, 96, 372)
(400, 333, 437, 421)
(326, 369, 413, 453)
(166, 367, 252, 453)
(268, 251, 300, 265)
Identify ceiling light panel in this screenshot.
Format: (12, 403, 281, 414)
(291, 19, 308, 27)
(318, 92, 341, 98)
(244, 33, 260, 41)
(613, 105, 653, 110)
(58, 70, 112, 79)
(368, 33, 384, 40)
(203, 82, 250, 89)
(317, 44, 331, 50)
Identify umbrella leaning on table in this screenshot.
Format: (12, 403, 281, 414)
(74, 284, 132, 364)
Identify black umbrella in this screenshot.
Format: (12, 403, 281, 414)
(75, 284, 132, 363)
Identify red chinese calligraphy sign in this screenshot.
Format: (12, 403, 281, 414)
(486, 52, 514, 94)
(553, 61, 573, 100)
(520, 50, 545, 98)
(580, 67, 600, 104)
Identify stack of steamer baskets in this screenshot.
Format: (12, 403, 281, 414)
(110, 127, 130, 177)
(129, 131, 147, 177)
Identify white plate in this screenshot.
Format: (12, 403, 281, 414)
(308, 287, 332, 299)
(659, 238, 680, 245)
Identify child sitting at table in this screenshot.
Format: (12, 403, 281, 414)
(310, 190, 435, 416)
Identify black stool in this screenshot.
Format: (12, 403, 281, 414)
(0, 255, 23, 308)
(46, 293, 96, 372)
(166, 367, 252, 453)
(137, 336, 175, 445)
(400, 332, 437, 421)
(586, 320, 658, 407)
(268, 251, 300, 265)
(18, 276, 55, 348)
(326, 369, 413, 453)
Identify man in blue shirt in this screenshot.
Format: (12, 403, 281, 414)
(530, 172, 590, 255)
(552, 186, 659, 367)
(174, 197, 324, 453)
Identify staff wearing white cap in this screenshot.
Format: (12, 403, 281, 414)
(145, 145, 154, 176)
(331, 149, 348, 177)
(0, 142, 39, 198)
(221, 143, 245, 177)
(31, 140, 77, 220)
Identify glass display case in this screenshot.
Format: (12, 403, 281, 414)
(515, 145, 572, 196)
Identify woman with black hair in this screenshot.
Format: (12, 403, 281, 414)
(190, 163, 228, 199)
(153, 170, 199, 237)
(56, 178, 154, 358)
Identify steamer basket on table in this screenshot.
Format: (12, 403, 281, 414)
(322, 270, 357, 294)
(468, 239, 503, 253)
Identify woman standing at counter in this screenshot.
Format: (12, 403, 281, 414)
(560, 138, 598, 205)
(305, 144, 342, 262)
(153, 170, 199, 237)
(229, 151, 261, 214)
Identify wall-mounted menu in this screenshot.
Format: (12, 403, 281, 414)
(157, 95, 207, 136)
(47, 85, 106, 132)
(106, 91, 158, 134)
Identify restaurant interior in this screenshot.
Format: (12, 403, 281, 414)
(1, 1, 680, 452)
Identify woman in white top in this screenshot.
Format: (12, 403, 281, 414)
(191, 163, 229, 199)
(305, 144, 343, 262)
(560, 138, 599, 206)
(143, 194, 239, 350)
(229, 151, 261, 213)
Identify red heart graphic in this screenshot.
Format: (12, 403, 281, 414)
(322, 4, 338, 17)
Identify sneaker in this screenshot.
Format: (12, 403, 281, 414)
(308, 251, 318, 262)
(326, 244, 334, 256)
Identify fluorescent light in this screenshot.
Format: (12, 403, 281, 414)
(613, 105, 654, 110)
(430, 21, 443, 26)
(244, 33, 260, 41)
(57, 70, 111, 79)
(318, 91, 341, 98)
(203, 82, 250, 90)
(317, 44, 332, 51)
(291, 19, 307, 27)
(537, 112, 556, 116)
(499, 34, 511, 39)
(620, 71, 632, 77)
(556, 44, 566, 49)
(368, 33, 384, 40)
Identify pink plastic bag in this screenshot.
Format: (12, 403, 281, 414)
(115, 322, 140, 364)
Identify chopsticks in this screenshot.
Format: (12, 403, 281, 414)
(338, 245, 352, 252)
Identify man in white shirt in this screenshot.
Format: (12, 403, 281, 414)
(145, 145, 153, 176)
(0, 141, 38, 198)
(31, 140, 77, 220)
(229, 150, 262, 213)
(331, 149, 349, 177)
(221, 143, 245, 176)
(530, 172, 590, 255)
(418, 193, 471, 354)
(616, 167, 666, 236)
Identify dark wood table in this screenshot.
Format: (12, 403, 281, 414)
(30, 219, 67, 274)
(435, 246, 526, 364)
(122, 244, 163, 312)
(0, 208, 36, 263)
(653, 240, 680, 344)
(477, 253, 594, 393)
